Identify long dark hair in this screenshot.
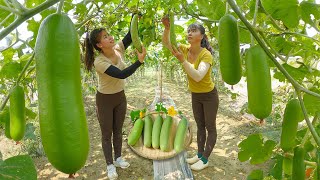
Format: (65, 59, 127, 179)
(187, 24, 214, 55)
(84, 28, 105, 71)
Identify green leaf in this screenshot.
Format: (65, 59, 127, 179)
(300, 1, 320, 26)
(24, 123, 36, 140)
(304, 139, 315, 152)
(0, 106, 10, 124)
(2, 48, 15, 63)
(261, 0, 299, 28)
(197, 0, 225, 20)
(296, 126, 308, 141)
(238, 150, 251, 162)
(27, 18, 40, 33)
(235, 0, 246, 7)
(127, 0, 138, 7)
(26, 107, 37, 119)
(0, 155, 37, 180)
(273, 63, 310, 83)
(269, 36, 293, 55)
(303, 88, 320, 116)
(175, 25, 185, 34)
(40, 9, 56, 20)
(117, 21, 127, 29)
(284, 63, 309, 82)
(143, 36, 153, 47)
(247, 169, 264, 180)
(130, 110, 140, 123)
(0, 1, 10, 18)
(0, 61, 22, 80)
(75, 3, 87, 16)
(239, 27, 251, 44)
(63, 1, 74, 13)
(99, 0, 119, 4)
(273, 69, 285, 82)
(141, 26, 157, 46)
(27, 19, 40, 47)
(250, 140, 276, 164)
(18, 53, 32, 64)
(25, 0, 45, 8)
(155, 103, 167, 113)
(238, 134, 276, 164)
(238, 134, 263, 150)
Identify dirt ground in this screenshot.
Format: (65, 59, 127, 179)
(0, 70, 270, 179)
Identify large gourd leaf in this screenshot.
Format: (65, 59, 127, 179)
(0, 155, 37, 180)
(0, 61, 22, 80)
(273, 63, 311, 83)
(261, 0, 299, 28)
(303, 88, 320, 116)
(197, 0, 225, 20)
(300, 1, 320, 26)
(25, 0, 46, 8)
(238, 134, 276, 164)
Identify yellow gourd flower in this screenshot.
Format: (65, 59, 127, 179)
(139, 111, 145, 119)
(168, 106, 177, 116)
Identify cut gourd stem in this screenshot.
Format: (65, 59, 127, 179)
(57, 0, 64, 14)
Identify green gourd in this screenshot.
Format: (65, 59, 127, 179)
(292, 146, 305, 180)
(174, 117, 188, 153)
(218, 14, 242, 85)
(131, 14, 142, 52)
(245, 45, 272, 120)
(169, 12, 178, 48)
(282, 157, 292, 175)
(160, 115, 173, 152)
(280, 99, 302, 152)
(152, 114, 163, 149)
(128, 118, 144, 146)
(9, 85, 25, 141)
(35, 13, 89, 174)
(143, 115, 153, 148)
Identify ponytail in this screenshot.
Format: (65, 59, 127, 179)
(84, 28, 106, 71)
(201, 34, 214, 55)
(85, 32, 95, 71)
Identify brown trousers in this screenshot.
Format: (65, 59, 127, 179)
(191, 87, 219, 159)
(96, 90, 127, 165)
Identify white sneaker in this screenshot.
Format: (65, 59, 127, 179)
(107, 164, 118, 179)
(114, 157, 130, 169)
(190, 159, 209, 171)
(186, 155, 200, 164)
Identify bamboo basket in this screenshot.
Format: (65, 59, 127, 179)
(128, 112, 192, 160)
